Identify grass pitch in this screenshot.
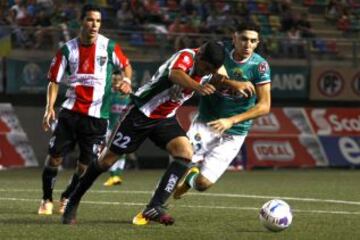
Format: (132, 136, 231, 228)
(0, 168, 359, 240)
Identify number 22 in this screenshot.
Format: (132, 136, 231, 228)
(113, 132, 131, 148)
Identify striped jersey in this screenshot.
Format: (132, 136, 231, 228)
(132, 48, 204, 119)
(198, 41, 271, 135)
(47, 34, 130, 119)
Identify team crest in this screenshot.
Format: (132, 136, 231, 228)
(97, 56, 107, 66)
(258, 62, 269, 74)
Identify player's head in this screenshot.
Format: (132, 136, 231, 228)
(232, 22, 260, 60)
(80, 4, 102, 43)
(195, 41, 225, 76)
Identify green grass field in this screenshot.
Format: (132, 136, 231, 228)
(0, 168, 359, 240)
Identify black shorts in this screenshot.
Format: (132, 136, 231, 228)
(109, 107, 187, 155)
(49, 108, 108, 165)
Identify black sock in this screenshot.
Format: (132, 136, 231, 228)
(42, 165, 58, 201)
(148, 157, 190, 207)
(69, 160, 105, 203)
(61, 173, 80, 199)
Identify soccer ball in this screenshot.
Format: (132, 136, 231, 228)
(259, 199, 293, 232)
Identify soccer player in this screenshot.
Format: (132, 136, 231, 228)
(172, 22, 271, 201)
(62, 40, 226, 225)
(38, 4, 132, 215)
(103, 88, 133, 187)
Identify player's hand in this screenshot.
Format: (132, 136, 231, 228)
(42, 108, 56, 132)
(196, 83, 216, 96)
(115, 81, 132, 94)
(113, 75, 132, 94)
(207, 118, 233, 134)
(229, 81, 255, 98)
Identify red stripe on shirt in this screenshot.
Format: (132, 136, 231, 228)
(78, 44, 96, 74)
(72, 85, 94, 115)
(114, 44, 129, 68)
(48, 50, 63, 82)
(171, 51, 195, 72)
(149, 100, 181, 119)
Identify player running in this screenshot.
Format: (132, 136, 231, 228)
(38, 4, 132, 215)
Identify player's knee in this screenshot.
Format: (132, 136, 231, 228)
(47, 155, 62, 167)
(76, 163, 87, 175)
(167, 137, 193, 160)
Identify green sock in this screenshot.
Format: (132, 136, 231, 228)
(110, 169, 122, 177)
(186, 172, 199, 189)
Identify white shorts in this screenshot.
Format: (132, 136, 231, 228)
(187, 119, 246, 183)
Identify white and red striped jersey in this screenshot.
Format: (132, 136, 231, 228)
(48, 34, 129, 119)
(132, 48, 205, 119)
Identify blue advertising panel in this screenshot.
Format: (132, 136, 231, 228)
(319, 136, 360, 167)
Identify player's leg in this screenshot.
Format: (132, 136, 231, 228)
(39, 110, 75, 215)
(134, 118, 192, 225)
(177, 134, 246, 199)
(38, 155, 62, 215)
(58, 162, 87, 213)
(173, 119, 213, 199)
(62, 108, 148, 224)
(103, 156, 126, 186)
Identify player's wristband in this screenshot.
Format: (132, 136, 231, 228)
(122, 77, 131, 84)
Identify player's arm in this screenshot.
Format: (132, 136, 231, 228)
(113, 64, 133, 94)
(112, 43, 132, 94)
(169, 69, 216, 96)
(43, 82, 59, 132)
(208, 83, 271, 133)
(222, 79, 256, 98)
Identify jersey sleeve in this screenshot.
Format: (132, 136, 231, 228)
(170, 51, 194, 72)
(47, 49, 67, 83)
(112, 43, 130, 70)
(254, 61, 271, 85)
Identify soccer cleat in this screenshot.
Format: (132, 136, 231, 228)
(132, 212, 149, 226)
(103, 176, 123, 187)
(62, 200, 79, 225)
(38, 199, 54, 215)
(141, 206, 175, 226)
(173, 166, 200, 200)
(59, 197, 69, 214)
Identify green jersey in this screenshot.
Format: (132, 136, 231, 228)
(198, 42, 271, 135)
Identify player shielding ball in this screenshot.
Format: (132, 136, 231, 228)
(62, 41, 228, 225)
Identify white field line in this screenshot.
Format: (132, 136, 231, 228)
(1, 188, 360, 206)
(0, 197, 360, 216)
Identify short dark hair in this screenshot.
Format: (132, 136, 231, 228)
(200, 41, 225, 69)
(235, 22, 261, 34)
(80, 4, 101, 20)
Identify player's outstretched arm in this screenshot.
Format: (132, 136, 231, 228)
(222, 79, 256, 98)
(169, 69, 216, 96)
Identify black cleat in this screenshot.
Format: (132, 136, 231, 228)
(62, 199, 79, 225)
(142, 206, 175, 226)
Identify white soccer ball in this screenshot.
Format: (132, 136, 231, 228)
(259, 199, 293, 232)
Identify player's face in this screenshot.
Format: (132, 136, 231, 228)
(195, 59, 218, 76)
(81, 11, 101, 43)
(233, 30, 259, 60)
